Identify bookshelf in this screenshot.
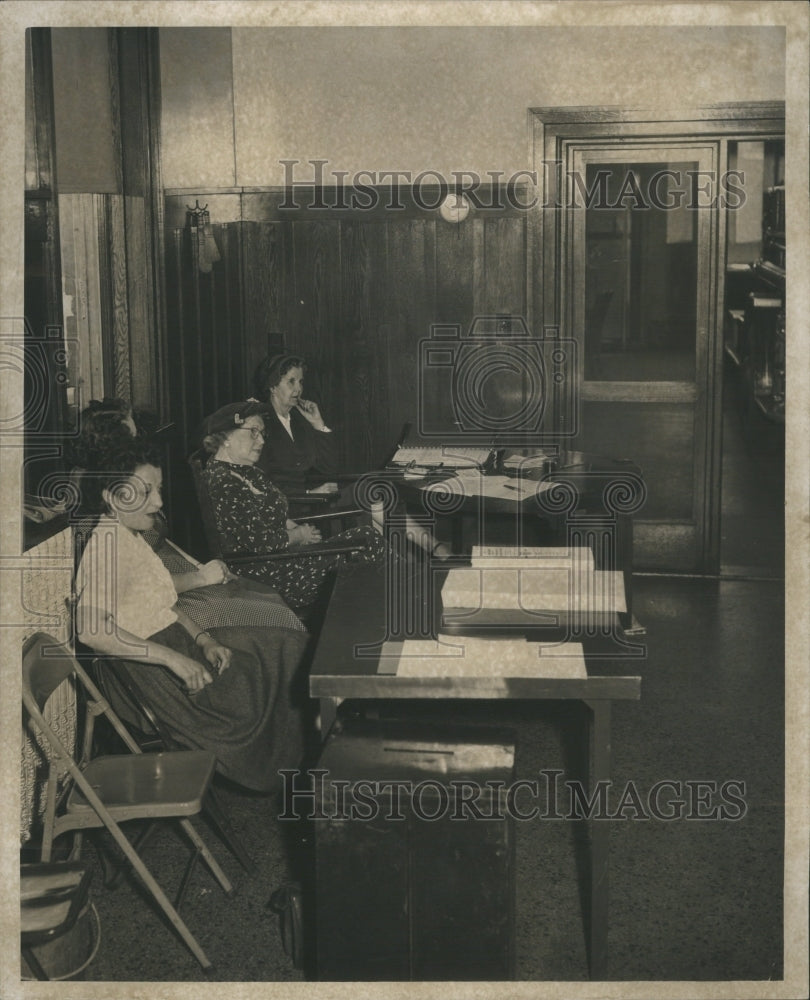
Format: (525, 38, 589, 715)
(724, 185, 785, 423)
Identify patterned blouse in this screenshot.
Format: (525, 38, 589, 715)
(202, 459, 386, 608)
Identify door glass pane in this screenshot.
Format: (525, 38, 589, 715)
(580, 402, 695, 520)
(584, 160, 698, 381)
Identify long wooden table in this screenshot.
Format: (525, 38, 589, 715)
(309, 559, 643, 979)
(388, 449, 644, 629)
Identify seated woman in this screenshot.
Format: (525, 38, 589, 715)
(75, 439, 306, 793)
(252, 352, 452, 559)
(70, 397, 305, 636)
(252, 353, 339, 494)
(200, 401, 388, 609)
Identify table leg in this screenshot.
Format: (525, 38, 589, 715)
(319, 697, 339, 740)
(584, 697, 611, 979)
(617, 512, 633, 630)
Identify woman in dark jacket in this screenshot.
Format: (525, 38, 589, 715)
(252, 353, 451, 558)
(252, 353, 339, 494)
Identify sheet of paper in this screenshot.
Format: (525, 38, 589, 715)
(501, 451, 552, 470)
(389, 445, 491, 469)
(378, 637, 587, 679)
(421, 471, 553, 501)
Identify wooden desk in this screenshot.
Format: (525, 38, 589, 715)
(389, 451, 644, 629)
(309, 560, 643, 979)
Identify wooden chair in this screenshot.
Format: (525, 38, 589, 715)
(22, 631, 234, 971)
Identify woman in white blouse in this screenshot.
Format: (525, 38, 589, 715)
(75, 440, 306, 793)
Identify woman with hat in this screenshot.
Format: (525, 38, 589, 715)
(70, 397, 307, 636)
(200, 400, 388, 609)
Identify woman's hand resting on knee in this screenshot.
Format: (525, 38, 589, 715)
(167, 652, 214, 693)
(197, 633, 232, 673)
(287, 522, 322, 546)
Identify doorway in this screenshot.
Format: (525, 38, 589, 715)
(531, 103, 786, 573)
(719, 137, 785, 577)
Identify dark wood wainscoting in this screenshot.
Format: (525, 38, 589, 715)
(164, 190, 529, 554)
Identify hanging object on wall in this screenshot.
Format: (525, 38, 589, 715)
(438, 192, 471, 224)
(185, 200, 221, 274)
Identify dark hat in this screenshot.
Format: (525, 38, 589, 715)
(200, 400, 270, 437)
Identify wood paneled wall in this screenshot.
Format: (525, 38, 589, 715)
(164, 190, 529, 554)
(165, 192, 528, 467)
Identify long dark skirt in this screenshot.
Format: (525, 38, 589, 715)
(102, 622, 308, 793)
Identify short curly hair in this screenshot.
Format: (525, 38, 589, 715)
(253, 353, 306, 403)
(66, 398, 132, 469)
(201, 430, 232, 456)
(75, 437, 162, 515)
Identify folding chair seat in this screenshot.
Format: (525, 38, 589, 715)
(22, 631, 234, 971)
(21, 861, 97, 981)
(84, 651, 256, 874)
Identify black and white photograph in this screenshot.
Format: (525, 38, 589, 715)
(1, 2, 808, 997)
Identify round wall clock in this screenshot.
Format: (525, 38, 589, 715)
(438, 192, 471, 223)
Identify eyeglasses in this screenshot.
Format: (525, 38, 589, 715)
(239, 426, 265, 439)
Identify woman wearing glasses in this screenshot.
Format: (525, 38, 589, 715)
(201, 401, 387, 609)
(69, 397, 306, 636)
(74, 438, 306, 793)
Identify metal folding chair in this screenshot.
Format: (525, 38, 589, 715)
(20, 861, 97, 980)
(22, 631, 234, 971)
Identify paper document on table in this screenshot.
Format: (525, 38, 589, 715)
(377, 637, 466, 673)
(471, 545, 595, 569)
(378, 636, 587, 678)
(441, 567, 626, 613)
(421, 471, 552, 501)
(501, 451, 552, 471)
(389, 445, 491, 470)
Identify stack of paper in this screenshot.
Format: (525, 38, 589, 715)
(471, 545, 594, 569)
(442, 566, 624, 612)
(377, 635, 587, 679)
(501, 451, 553, 471)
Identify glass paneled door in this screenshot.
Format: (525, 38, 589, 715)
(567, 143, 720, 572)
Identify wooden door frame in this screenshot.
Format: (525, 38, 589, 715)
(528, 103, 785, 573)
